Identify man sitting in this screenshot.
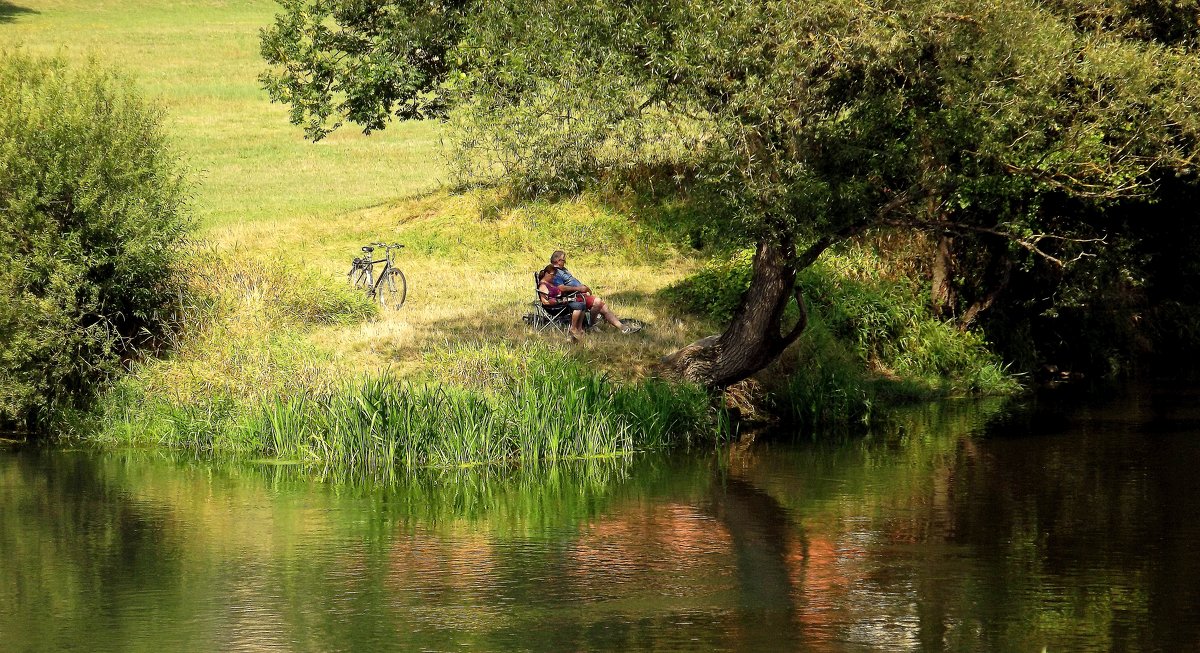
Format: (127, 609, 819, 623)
(548, 250, 641, 334)
(550, 250, 590, 296)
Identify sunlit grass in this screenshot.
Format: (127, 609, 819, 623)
(2, 0, 443, 228)
(174, 190, 712, 390)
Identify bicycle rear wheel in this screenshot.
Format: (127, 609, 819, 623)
(350, 264, 372, 290)
(377, 268, 407, 309)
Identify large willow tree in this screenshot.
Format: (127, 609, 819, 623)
(262, 0, 1200, 388)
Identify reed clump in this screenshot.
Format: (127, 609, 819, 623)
(99, 343, 717, 468)
(245, 356, 714, 468)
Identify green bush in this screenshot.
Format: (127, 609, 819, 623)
(665, 246, 1018, 427)
(0, 52, 190, 432)
(799, 256, 1017, 395)
(664, 248, 755, 323)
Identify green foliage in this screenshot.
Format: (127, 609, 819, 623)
(800, 254, 1017, 394)
(775, 313, 881, 430)
(259, 0, 469, 140)
(445, 90, 611, 197)
(1045, 0, 1200, 45)
(264, 0, 1200, 227)
(0, 52, 190, 432)
(97, 343, 719, 467)
(668, 246, 1018, 425)
(666, 250, 755, 324)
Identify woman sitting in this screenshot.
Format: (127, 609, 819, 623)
(538, 265, 638, 339)
(538, 265, 586, 338)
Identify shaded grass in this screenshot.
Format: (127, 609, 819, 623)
(798, 248, 1019, 395)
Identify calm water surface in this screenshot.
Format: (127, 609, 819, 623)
(3, 383, 1199, 652)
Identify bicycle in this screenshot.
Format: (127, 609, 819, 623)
(347, 242, 407, 309)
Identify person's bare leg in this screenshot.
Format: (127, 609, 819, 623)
(570, 310, 585, 338)
(597, 301, 623, 328)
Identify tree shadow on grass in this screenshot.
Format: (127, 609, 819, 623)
(604, 288, 657, 304)
(0, 1, 36, 23)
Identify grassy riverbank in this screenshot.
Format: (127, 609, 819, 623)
(6, 1, 1019, 464)
(97, 348, 713, 468)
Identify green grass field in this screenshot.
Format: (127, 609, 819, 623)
(2, 0, 442, 228)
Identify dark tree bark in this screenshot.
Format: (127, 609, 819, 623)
(660, 239, 809, 388)
(930, 234, 956, 318)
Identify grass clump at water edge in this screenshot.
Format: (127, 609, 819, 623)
(95, 344, 719, 468)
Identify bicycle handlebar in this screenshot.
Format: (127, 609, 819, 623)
(368, 242, 404, 249)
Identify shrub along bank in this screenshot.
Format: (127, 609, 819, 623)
(0, 52, 190, 433)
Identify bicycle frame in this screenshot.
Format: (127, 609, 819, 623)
(349, 242, 406, 309)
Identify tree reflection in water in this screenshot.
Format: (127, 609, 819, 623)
(709, 473, 803, 650)
(3, 386, 1200, 651)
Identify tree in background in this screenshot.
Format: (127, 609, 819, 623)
(0, 52, 190, 433)
(262, 0, 1200, 388)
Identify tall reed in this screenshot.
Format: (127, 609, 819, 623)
(236, 362, 716, 469)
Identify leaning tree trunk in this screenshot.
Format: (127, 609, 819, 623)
(930, 234, 956, 319)
(660, 188, 919, 390)
(660, 239, 809, 389)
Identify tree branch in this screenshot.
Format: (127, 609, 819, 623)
(880, 217, 1106, 267)
(779, 285, 809, 345)
(795, 184, 928, 269)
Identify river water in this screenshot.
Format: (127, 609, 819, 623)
(3, 383, 1198, 652)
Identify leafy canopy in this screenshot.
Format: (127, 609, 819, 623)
(262, 0, 1200, 246)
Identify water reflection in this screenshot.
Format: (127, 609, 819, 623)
(3, 386, 1200, 651)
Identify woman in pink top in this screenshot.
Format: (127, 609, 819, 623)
(538, 265, 634, 339)
(539, 265, 586, 338)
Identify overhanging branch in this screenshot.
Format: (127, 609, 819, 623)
(880, 217, 1106, 267)
(795, 184, 928, 269)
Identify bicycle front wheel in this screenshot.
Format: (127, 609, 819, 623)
(378, 268, 407, 309)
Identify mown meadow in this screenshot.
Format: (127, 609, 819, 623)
(2, 0, 1017, 465)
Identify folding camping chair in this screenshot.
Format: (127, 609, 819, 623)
(522, 271, 595, 333)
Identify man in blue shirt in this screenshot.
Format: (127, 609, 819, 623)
(548, 250, 642, 334)
(550, 250, 590, 295)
